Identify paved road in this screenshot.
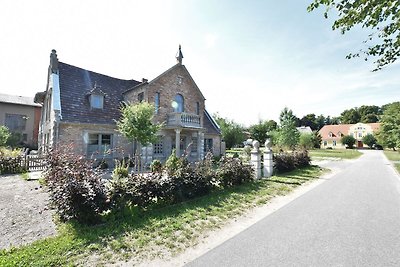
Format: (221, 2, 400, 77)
(187, 151, 400, 266)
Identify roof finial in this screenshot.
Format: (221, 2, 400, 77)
(50, 49, 59, 74)
(176, 44, 183, 64)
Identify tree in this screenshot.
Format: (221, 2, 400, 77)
(214, 115, 246, 149)
(277, 107, 300, 150)
(300, 113, 318, 130)
(362, 134, 377, 148)
(116, 102, 161, 169)
(358, 105, 381, 123)
(341, 135, 356, 149)
(249, 119, 277, 145)
(308, 0, 400, 70)
(299, 133, 314, 150)
(340, 108, 361, 124)
(0, 126, 10, 147)
(377, 102, 400, 150)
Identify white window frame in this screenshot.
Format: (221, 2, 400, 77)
(90, 94, 104, 109)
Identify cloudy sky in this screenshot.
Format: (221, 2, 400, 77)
(0, 0, 398, 125)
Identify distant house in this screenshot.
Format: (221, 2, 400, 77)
(319, 122, 380, 148)
(297, 126, 313, 135)
(0, 93, 41, 148)
(34, 47, 223, 165)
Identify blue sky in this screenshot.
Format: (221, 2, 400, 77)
(0, 0, 398, 125)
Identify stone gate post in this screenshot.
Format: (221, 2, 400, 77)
(250, 140, 262, 179)
(263, 138, 273, 178)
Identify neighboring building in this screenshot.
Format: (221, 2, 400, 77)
(297, 126, 313, 135)
(34, 48, 223, 165)
(319, 122, 380, 148)
(0, 93, 41, 148)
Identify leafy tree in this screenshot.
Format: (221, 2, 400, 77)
(249, 119, 277, 144)
(359, 105, 381, 123)
(340, 108, 361, 124)
(299, 133, 314, 150)
(341, 135, 356, 149)
(362, 134, 377, 148)
(312, 131, 322, 149)
(308, 0, 400, 70)
(0, 126, 10, 147)
(300, 113, 318, 130)
(214, 115, 246, 149)
(316, 114, 326, 129)
(117, 102, 161, 169)
(277, 107, 300, 150)
(377, 101, 400, 150)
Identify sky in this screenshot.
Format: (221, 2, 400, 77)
(0, 0, 399, 126)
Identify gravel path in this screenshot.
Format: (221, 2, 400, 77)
(0, 174, 56, 250)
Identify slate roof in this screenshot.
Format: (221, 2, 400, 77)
(58, 62, 140, 124)
(204, 110, 221, 135)
(0, 93, 41, 107)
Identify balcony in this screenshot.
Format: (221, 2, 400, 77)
(167, 112, 201, 128)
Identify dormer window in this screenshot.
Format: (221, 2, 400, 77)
(328, 132, 334, 138)
(90, 94, 104, 109)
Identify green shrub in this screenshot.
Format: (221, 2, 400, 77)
(0, 156, 27, 174)
(112, 159, 129, 179)
(216, 157, 253, 187)
(44, 144, 107, 224)
(150, 159, 162, 173)
(273, 150, 310, 173)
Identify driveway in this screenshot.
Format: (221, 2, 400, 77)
(187, 150, 400, 266)
(0, 174, 56, 250)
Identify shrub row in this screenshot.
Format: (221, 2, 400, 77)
(0, 156, 27, 174)
(44, 147, 253, 224)
(273, 150, 311, 173)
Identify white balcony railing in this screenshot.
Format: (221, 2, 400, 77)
(167, 112, 201, 128)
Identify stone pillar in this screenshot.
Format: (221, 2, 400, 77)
(175, 129, 181, 157)
(250, 140, 262, 179)
(263, 138, 273, 178)
(198, 131, 204, 160)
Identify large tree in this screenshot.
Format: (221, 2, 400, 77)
(300, 113, 318, 130)
(117, 102, 161, 169)
(249, 119, 277, 145)
(0, 126, 10, 147)
(308, 0, 400, 70)
(277, 107, 300, 150)
(341, 108, 361, 124)
(377, 101, 400, 150)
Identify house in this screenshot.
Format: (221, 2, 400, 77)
(296, 126, 313, 135)
(34, 47, 223, 165)
(319, 122, 380, 148)
(0, 93, 41, 149)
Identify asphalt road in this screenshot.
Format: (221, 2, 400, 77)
(187, 150, 400, 267)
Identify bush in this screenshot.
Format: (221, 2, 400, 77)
(273, 150, 310, 173)
(216, 157, 253, 187)
(150, 159, 162, 173)
(44, 145, 107, 224)
(0, 156, 27, 174)
(112, 159, 129, 179)
(341, 135, 356, 149)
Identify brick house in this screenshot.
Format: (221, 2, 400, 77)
(34, 48, 223, 165)
(0, 93, 41, 148)
(319, 122, 380, 148)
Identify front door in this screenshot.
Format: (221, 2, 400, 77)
(357, 141, 363, 148)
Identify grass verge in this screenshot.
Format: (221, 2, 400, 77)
(383, 150, 400, 162)
(309, 149, 362, 160)
(0, 166, 325, 266)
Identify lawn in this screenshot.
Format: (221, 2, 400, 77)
(309, 149, 362, 160)
(383, 150, 400, 162)
(0, 166, 325, 267)
(383, 150, 400, 173)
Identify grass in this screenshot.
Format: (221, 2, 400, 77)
(309, 149, 362, 160)
(383, 150, 400, 173)
(0, 166, 325, 266)
(383, 150, 400, 162)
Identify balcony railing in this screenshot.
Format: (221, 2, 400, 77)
(167, 112, 201, 128)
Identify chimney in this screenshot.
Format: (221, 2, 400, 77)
(50, 49, 59, 74)
(142, 78, 148, 83)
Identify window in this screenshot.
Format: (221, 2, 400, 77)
(323, 141, 327, 146)
(5, 114, 27, 132)
(177, 76, 183, 85)
(333, 140, 336, 146)
(90, 94, 104, 109)
(87, 134, 112, 156)
(153, 140, 163, 155)
(196, 102, 200, 115)
(358, 132, 362, 138)
(204, 138, 213, 152)
(328, 132, 333, 138)
(174, 94, 184, 112)
(155, 92, 160, 114)
(138, 92, 144, 103)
